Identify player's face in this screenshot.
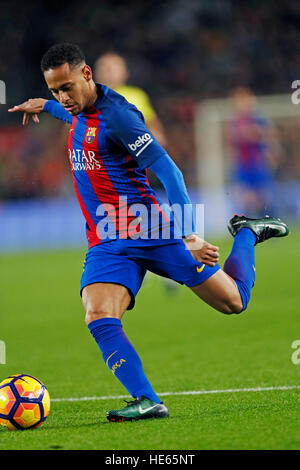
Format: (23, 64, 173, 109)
(44, 63, 94, 115)
(231, 87, 255, 113)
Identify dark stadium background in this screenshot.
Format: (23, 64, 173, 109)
(0, 0, 299, 248)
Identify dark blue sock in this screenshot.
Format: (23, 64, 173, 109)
(88, 317, 161, 403)
(223, 228, 256, 311)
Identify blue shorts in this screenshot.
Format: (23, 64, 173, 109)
(80, 238, 220, 310)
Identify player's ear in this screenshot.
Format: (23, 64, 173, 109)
(82, 65, 93, 82)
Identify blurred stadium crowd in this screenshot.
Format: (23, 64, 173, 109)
(1, 0, 300, 201)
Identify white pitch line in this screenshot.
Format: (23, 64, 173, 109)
(51, 385, 300, 403)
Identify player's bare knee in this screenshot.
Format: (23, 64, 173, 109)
(218, 294, 243, 315)
(217, 304, 235, 315)
(85, 309, 103, 325)
(226, 296, 243, 314)
(84, 307, 119, 325)
(84, 296, 124, 324)
(83, 293, 118, 325)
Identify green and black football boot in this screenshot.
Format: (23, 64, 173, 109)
(228, 214, 290, 245)
(107, 396, 169, 422)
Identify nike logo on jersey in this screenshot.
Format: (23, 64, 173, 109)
(138, 404, 160, 414)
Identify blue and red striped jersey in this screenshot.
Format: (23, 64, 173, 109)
(45, 84, 171, 247)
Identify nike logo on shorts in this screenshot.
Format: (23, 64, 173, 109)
(196, 265, 205, 273)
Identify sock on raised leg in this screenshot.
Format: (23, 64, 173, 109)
(223, 228, 256, 311)
(88, 317, 161, 403)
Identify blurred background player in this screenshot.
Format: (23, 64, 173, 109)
(94, 52, 167, 148)
(226, 87, 280, 217)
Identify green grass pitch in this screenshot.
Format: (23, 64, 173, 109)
(0, 230, 299, 449)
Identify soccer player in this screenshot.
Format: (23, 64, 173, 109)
(95, 51, 178, 294)
(226, 87, 278, 216)
(9, 44, 289, 422)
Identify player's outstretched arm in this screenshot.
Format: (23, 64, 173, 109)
(8, 98, 47, 125)
(8, 98, 73, 125)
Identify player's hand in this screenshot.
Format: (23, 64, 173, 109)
(183, 234, 219, 267)
(8, 98, 48, 125)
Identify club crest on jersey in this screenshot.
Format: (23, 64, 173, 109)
(86, 127, 97, 143)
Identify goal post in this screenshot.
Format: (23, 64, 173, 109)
(194, 93, 300, 237)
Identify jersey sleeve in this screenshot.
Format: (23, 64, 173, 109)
(44, 100, 73, 125)
(149, 154, 196, 237)
(107, 104, 167, 170)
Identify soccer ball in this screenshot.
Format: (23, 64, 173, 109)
(0, 374, 50, 430)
